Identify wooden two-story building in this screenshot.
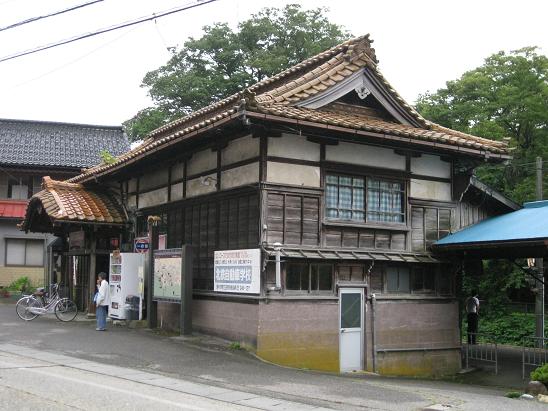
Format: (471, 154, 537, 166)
(22, 35, 515, 376)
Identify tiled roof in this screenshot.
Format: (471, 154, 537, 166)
(21, 177, 126, 230)
(251, 104, 508, 154)
(70, 35, 508, 183)
(0, 118, 130, 169)
(0, 200, 27, 219)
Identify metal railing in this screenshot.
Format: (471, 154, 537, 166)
(463, 333, 498, 374)
(522, 336, 548, 380)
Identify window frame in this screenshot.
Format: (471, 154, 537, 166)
(284, 262, 334, 295)
(5, 238, 44, 267)
(325, 172, 406, 226)
(384, 266, 411, 293)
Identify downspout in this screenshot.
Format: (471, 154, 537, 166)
(371, 293, 377, 373)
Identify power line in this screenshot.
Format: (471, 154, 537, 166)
(0, 0, 104, 33)
(0, 0, 218, 64)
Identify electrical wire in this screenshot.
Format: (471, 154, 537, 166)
(0, 0, 104, 33)
(0, 0, 218, 64)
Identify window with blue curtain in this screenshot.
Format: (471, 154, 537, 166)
(326, 174, 404, 223)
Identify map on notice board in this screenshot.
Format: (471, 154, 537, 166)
(153, 249, 181, 300)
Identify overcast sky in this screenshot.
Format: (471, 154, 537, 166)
(0, 0, 546, 126)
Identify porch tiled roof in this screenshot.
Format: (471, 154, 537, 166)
(22, 177, 126, 229)
(69, 35, 508, 183)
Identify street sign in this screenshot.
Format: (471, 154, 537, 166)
(134, 237, 150, 253)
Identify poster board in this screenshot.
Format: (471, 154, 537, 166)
(153, 249, 181, 301)
(214, 249, 261, 294)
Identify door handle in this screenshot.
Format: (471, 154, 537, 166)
(341, 329, 345, 333)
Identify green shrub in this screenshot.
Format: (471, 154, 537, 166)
(505, 391, 521, 398)
(7, 276, 30, 292)
(462, 312, 539, 345)
(530, 363, 548, 386)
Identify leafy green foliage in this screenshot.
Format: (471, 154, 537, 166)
(100, 149, 117, 165)
(416, 47, 548, 204)
(505, 391, 521, 398)
(124, 4, 350, 140)
(531, 363, 548, 386)
(8, 276, 30, 292)
(481, 313, 536, 345)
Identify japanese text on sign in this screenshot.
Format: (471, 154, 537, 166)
(214, 249, 260, 294)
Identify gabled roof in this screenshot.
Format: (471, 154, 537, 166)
(70, 35, 509, 183)
(0, 118, 130, 169)
(21, 177, 126, 232)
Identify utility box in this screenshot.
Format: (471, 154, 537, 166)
(125, 295, 140, 320)
(109, 253, 144, 320)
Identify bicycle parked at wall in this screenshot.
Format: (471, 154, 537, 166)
(15, 283, 78, 322)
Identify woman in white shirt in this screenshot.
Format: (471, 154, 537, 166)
(95, 272, 110, 331)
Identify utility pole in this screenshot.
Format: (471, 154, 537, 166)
(535, 157, 544, 340)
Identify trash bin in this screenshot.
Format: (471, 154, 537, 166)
(125, 295, 140, 320)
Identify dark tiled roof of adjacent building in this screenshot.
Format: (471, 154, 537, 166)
(69, 35, 509, 183)
(0, 118, 130, 169)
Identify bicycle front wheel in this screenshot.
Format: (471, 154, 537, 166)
(15, 297, 42, 321)
(54, 298, 78, 322)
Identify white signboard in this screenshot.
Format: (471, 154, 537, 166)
(214, 249, 261, 294)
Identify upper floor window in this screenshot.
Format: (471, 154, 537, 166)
(411, 206, 451, 251)
(326, 174, 404, 224)
(5, 238, 44, 266)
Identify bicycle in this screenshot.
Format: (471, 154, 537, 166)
(15, 284, 78, 322)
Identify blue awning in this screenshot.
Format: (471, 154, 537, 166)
(433, 201, 548, 257)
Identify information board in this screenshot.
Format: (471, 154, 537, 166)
(214, 249, 261, 294)
(153, 249, 181, 300)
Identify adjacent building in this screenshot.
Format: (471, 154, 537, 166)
(22, 36, 516, 376)
(0, 119, 129, 288)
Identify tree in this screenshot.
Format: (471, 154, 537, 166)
(416, 47, 548, 204)
(124, 4, 349, 140)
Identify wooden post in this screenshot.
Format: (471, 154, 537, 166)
(180, 244, 193, 335)
(88, 228, 97, 316)
(535, 157, 544, 340)
(146, 216, 160, 329)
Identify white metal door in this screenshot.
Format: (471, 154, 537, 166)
(339, 288, 364, 372)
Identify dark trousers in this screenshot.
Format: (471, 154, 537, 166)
(467, 313, 478, 344)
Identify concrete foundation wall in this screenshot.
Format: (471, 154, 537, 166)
(257, 300, 339, 372)
(193, 299, 259, 345)
(0, 266, 44, 287)
(372, 299, 460, 376)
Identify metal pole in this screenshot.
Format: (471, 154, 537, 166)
(535, 157, 544, 341)
(371, 293, 377, 373)
(146, 216, 160, 329)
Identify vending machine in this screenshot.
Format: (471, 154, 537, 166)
(109, 252, 144, 320)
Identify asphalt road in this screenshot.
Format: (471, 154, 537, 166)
(0, 303, 543, 410)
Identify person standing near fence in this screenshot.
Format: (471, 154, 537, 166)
(466, 293, 480, 344)
(95, 272, 110, 331)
